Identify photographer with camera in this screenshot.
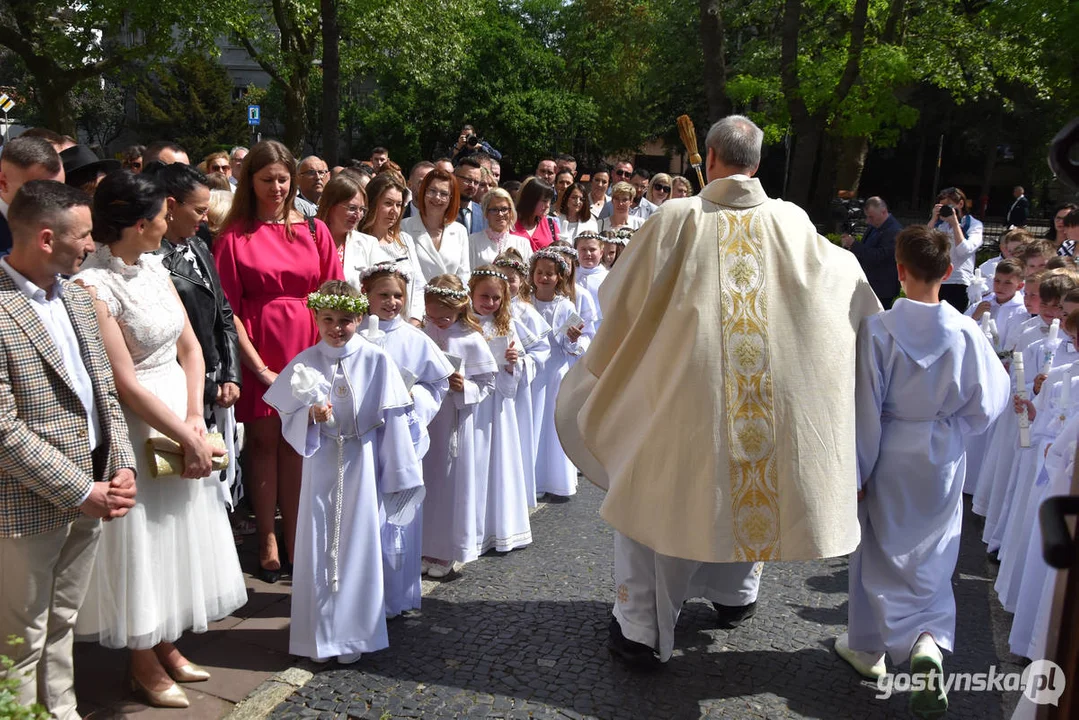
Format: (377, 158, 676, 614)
(841, 196, 902, 309)
(452, 125, 502, 163)
(930, 186, 983, 311)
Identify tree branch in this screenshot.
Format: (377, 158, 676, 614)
(834, 0, 870, 102)
(780, 0, 808, 123)
(237, 34, 288, 86)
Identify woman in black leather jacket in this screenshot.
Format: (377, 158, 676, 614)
(151, 163, 245, 508)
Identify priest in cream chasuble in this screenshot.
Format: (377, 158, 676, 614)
(556, 116, 881, 663)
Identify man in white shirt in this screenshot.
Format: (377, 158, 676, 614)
(228, 147, 248, 189)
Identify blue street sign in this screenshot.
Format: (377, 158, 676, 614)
(248, 105, 260, 126)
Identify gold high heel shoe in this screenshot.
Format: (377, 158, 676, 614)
(130, 672, 190, 708)
(166, 663, 211, 683)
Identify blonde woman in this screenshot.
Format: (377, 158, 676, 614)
(645, 173, 673, 206)
(671, 175, 693, 198)
(470, 187, 532, 269)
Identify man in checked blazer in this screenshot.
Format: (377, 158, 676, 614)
(0, 180, 137, 720)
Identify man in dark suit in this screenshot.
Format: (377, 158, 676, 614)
(842, 196, 902, 309)
(0, 136, 66, 254)
(0, 181, 137, 719)
(1006, 185, 1029, 228)
(454, 156, 487, 233)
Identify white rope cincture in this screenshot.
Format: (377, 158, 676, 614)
(330, 436, 344, 592)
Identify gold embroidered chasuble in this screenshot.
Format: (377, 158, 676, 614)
(555, 176, 882, 563)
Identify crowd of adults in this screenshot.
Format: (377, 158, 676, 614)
(0, 123, 695, 716)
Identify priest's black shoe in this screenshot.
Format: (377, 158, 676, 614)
(713, 600, 757, 629)
(607, 617, 660, 671)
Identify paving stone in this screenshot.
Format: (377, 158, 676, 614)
(269, 485, 1016, 719)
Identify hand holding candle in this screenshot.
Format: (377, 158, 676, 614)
(291, 363, 335, 429)
(1014, 352, 1031, 447)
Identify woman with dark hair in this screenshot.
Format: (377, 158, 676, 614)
(1047, 202, 1079, 253)
(401, 166, 470, 283)
(74, 170, 246, 708)
(213, 140, 342, 584)
(121, 144, 145, 173)
(512, 178, 559, 251)
(930, 186, 984, 312)
(555, 182, 597, 242)
(152, 162, 245, 513)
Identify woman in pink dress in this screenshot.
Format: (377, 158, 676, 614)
(213, 140, 343, 583)
(511, 178, 559, 252)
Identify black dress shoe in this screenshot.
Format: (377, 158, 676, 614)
(258, 565, 281, 584)
(607, 617, 661, 671)
(712, 600, 757, 629)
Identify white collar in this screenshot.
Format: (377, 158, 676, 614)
(0, 257, 63, 301)
(0, 196, 9, 220)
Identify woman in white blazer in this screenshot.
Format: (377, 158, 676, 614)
(399, 166, 470, 284)
(469, 187, 532, 270)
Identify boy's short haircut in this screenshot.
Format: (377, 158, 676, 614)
(895, 225, 951, 283)
(1064, 308, 1079, 335)
(995, 258, 1023, 277)
(1046, 256, 1076, 271)
(1063, 288, 1079, 305)
(1038, 272, 1077, 304)
(1017, 240, 1055, 264)
(1000, 228, 1033, 248)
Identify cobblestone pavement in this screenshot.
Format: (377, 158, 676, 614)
(269, 483, 1021, 720)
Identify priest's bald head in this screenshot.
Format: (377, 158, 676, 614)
(705, 115, 763, 180)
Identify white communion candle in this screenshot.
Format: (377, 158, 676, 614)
(1014, 352, 1031, 448)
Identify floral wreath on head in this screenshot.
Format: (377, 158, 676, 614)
(307, 291, 369, 315)
(606, 236, 628, 247)
(424, 284, 469, 300)
(359, 261, 411, 283)
(531, 248, 570, 275)
(551, 245, 578, 260)
(471, 268, 509, 283)
(614, 228, 635, 241)
(494, 256, 528, 278)
(574, 231, 605, 245)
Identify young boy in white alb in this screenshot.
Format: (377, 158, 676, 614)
(837, 225, 1010, 719)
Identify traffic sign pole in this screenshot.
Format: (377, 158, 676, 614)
(248, 104, 261, 147)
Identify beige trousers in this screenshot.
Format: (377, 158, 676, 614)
(0, 515, 101, 720)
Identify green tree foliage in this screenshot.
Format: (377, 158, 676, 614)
(133, 52, 249, 160)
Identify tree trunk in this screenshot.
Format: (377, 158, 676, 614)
(812, 132, 839, 216)
(977, 109, 1002, 219)
(835, 135, 869, 196)
(28, 70, 77, 137)
(320, 0, 340, 166)
(283, 78, 309, 157)
(699, 0, 729, 124)
(786, 118, 824, 211)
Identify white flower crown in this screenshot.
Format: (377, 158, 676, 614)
(359, 262, 411, 283)
(531, 249, 569, 274)
(552, 246, 578, 260)
(424, 284, 469, 300)
(307, 291, 370, 315)
(471, 268, 509, 282)
(494, 257, 528, 277)
(574, 231, 605, 244)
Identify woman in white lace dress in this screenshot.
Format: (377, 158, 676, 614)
(74, 171, 247, 709)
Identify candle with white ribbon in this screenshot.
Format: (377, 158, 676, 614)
(1042, 319, 1060, 375)
(1014, 351, 1031, 448)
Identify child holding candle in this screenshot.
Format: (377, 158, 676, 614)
(420, 275, 498, 578)
(836, 226, 1009, 718)
(357, 263, 454, 616)
(494, 250, 552, 506)
(263, 281, 424, 664)
(468, 265, 533, 554)
(527, 249, 589, 500)
(965, 259, 1025, 350)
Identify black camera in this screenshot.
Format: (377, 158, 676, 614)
(466, 134, 480, 147)
(939, 204, 955, 218)
(830, 196, 865, 235)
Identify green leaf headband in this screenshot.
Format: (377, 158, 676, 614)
(306, 291, 370, 315)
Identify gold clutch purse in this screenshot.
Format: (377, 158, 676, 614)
(144, 433, 229, 478)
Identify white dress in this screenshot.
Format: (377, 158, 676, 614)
(421, 322, 497, 563)
(475, 317, 531, 553)
(555, 214, 598, 243)
(532, 296, 589, 497)
(363, 317, 453, 616)
(263, 335, 423, 658)
(510, 299, 552, 506)
(74, 244, 247, 649)
(341, 231, 426, 320)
